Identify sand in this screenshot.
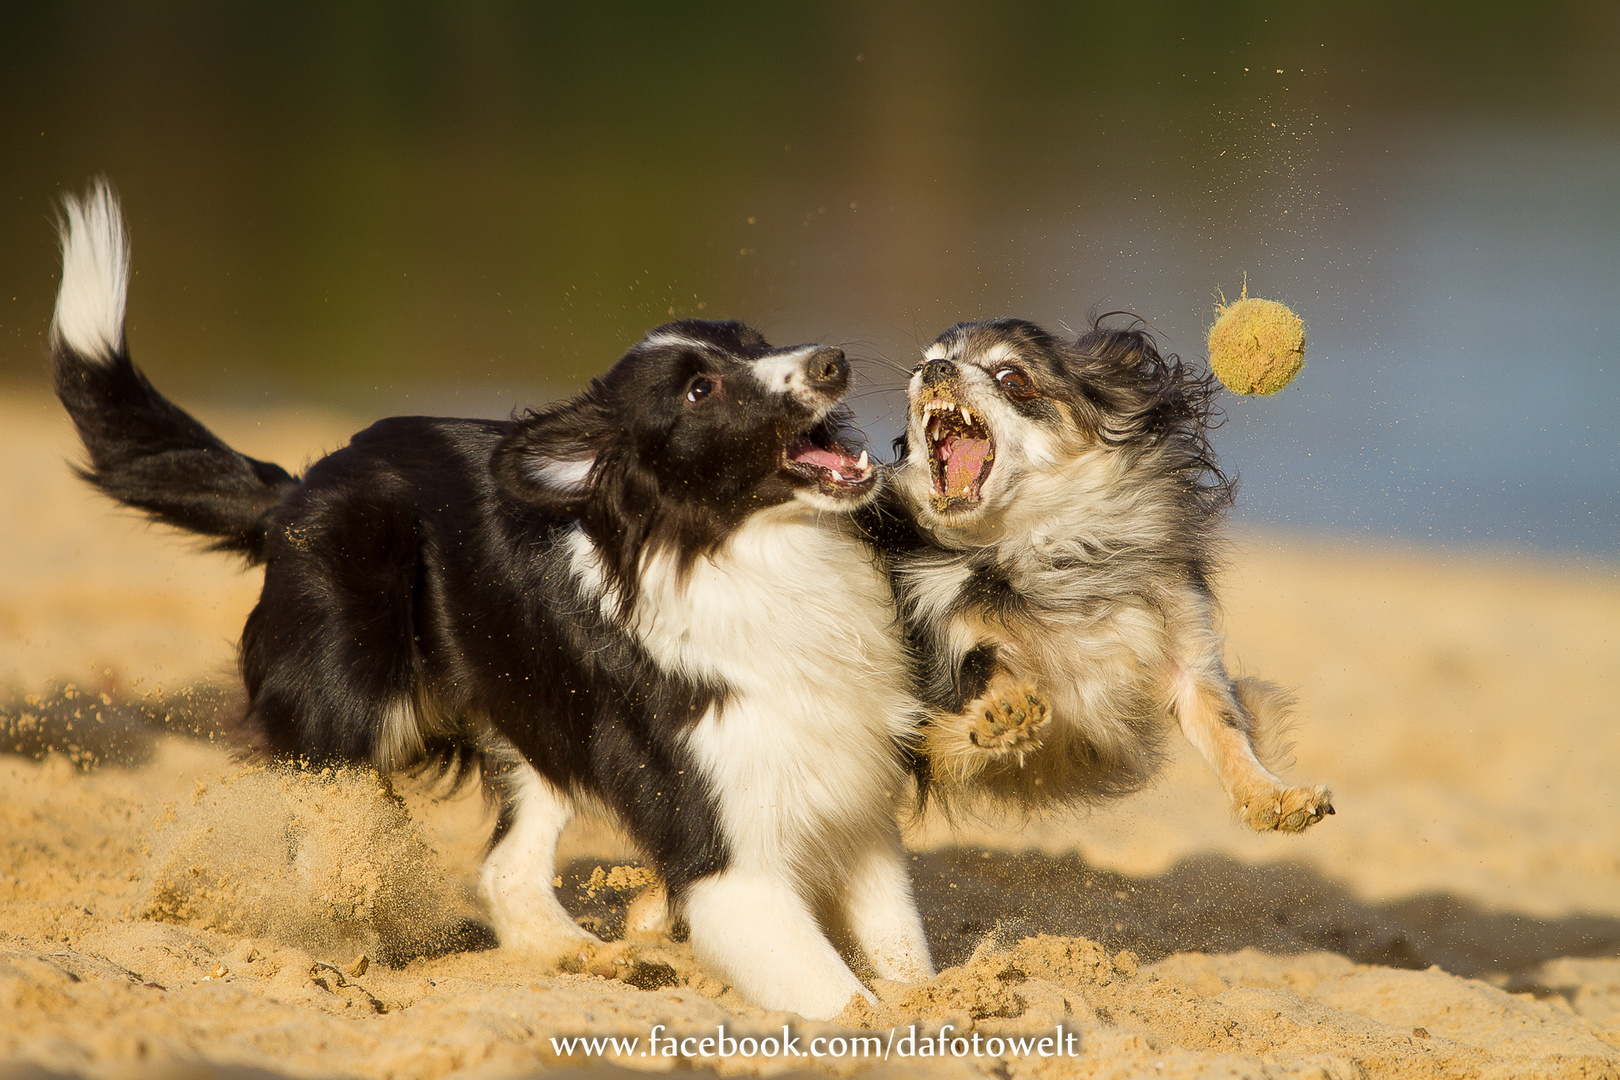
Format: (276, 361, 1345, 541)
(3, 389, 1618, 1080)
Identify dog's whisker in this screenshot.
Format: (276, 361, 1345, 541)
(852, 354, 917, 379)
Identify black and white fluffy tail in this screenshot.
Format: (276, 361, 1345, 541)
(51, 181, 297, 562)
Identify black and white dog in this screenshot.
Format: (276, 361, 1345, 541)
(50, 183, 933, 1019)
(870, 317, 1333, 832)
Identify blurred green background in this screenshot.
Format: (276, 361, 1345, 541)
(2, 2, 1616, 555)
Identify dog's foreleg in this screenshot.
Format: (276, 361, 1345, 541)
(479, 759, 601, 961)
(841, 833, 934, 983)
(683, 870, 872, 1020)
(1173, 672, 1334, 833)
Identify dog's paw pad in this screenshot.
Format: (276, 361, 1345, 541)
(1240, 784, 1334, 833)
(963, 677, 1051, 758)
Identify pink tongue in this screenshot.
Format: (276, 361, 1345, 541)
(942, 436, 990, 495)
(794, 445, 855, 474)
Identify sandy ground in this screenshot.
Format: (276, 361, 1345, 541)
(3, 389, 1619, 1080)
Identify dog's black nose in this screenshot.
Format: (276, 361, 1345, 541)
(919, 358, 957, 388)
(805, 347, 849, 392)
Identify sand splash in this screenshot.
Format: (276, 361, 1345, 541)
(141, 763, 483, 965)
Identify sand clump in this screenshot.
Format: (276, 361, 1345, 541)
(581, 864, 659, 901)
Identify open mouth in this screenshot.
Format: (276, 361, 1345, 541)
(922, 398, 995, 509)
(783, 418, 876, 497)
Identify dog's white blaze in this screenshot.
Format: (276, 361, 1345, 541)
(749, 345, 821, 393)
(52, 181, 130, 363)
(971, 342, 1021, 370)
(478, 759, 599, 958)
(639, 330, 711, 352)
(756, 347, 849, 426)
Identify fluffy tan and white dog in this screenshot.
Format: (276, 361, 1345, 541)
(867, 316, 1333, 831)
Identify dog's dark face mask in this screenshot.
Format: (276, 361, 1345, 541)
(492, 319, 877, 593)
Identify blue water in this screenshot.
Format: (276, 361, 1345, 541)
(1210, 129, 1620, 555)
(851, 126, 1620, 560)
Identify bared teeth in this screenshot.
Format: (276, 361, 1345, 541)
(921, 398, 987, 439)
(857, 449, 869, 473)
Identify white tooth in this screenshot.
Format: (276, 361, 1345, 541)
(961, 407, 974, 425)
(857, 449, 869, 471)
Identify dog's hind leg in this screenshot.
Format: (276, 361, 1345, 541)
(683, 870, 872, 1020)
(841, 831, 933, 983)
(479, 754, 600, 962)
(1165, 588, 1333, 833)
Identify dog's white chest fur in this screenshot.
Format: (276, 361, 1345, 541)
(570, 509, 916, 879)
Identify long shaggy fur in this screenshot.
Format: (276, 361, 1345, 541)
(869, 315, 1332, 832)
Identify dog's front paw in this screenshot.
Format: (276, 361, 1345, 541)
(1237, 782, 1335, 833)
(927, 673, 1051, 780)
(964, 677, 1051, 758)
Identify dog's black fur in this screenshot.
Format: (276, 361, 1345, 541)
(61, 320, 854, 886)
(49, 183, 930, 1018)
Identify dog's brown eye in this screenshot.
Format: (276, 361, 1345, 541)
(686, 377, 715, 403)
(995, 367, 1036, 399)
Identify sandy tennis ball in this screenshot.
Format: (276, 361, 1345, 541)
(1207, 295, 1306, 396)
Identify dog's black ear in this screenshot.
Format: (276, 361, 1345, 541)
(491, 396, 607, 512)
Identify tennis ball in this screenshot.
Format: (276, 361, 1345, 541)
(1207, 295, 1306, 396)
